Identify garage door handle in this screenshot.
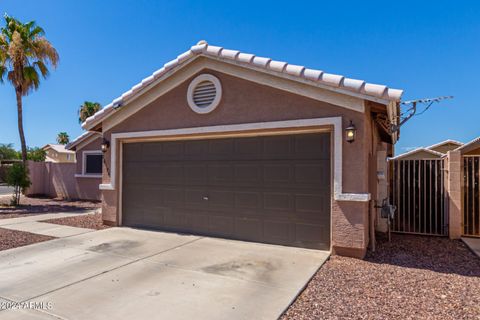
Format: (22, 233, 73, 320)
(203, 196, 209, 201)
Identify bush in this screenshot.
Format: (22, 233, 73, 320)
(5, 163, 31, 206)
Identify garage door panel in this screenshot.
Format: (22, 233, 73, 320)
(209, 215, 234, 236)
(263, 220, 293, 243)
(184, 164, 207, 184)
(295, 223, 329, 247)
(122, 133, 331, 250)
(234, 138, 262, 155)
(208, 164, 234, 184)
(263, 164, 292, 183)
(235, 192, 261, 209)
(263, 193, 292, 212)
(234, 217, 262, 239)
(208, 190, 235, 209)
(163, 188, 185, 205)
(143, 208, 165, 226)
(234, 164, 261, 183)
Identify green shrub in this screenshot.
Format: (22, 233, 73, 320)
(5, 163, 31, 206)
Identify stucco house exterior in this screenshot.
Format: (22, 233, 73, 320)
(79, 41, 404, 258)
(64, 131, 103, 200)
(42, 144, 76, 163)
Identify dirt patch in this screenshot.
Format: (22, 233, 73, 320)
(282, 234, 480, 320)
(0, 227, 55, 251)
(0, 196, 100, 219)
(42, 212, 110, 230)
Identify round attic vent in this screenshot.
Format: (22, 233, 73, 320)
(187, 74, 222, 114)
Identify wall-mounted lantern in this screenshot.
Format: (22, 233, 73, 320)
(345, 120, 356, 143)
(101, 138, 110, 153)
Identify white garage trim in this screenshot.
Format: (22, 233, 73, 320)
(99, 117, 370, 202)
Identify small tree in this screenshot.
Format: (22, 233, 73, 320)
(0, 143, 17, 160)
(5, 162, 30, 205)
(56, 132, 69, 145)
(26, 147, 46, 161)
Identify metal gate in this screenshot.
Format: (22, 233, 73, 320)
(389, 159, 447, 236)
(463, 156, 480, 237)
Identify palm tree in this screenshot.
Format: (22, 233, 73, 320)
(0, 14, 59, 163)
(79, 101, 101, 123)
(56, 132, 69, 145)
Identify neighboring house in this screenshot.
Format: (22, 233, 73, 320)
(80, 41, 404, 258)
(392, 139, 463, 160)
(42, 144, 76, 163)
(427, 139, 463, 154)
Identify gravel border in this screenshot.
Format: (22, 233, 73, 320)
(0, 196, 100, 219)
(282, 234, 480, 320)
(42, 212, 110, 230)
(0, 228, 55, 251)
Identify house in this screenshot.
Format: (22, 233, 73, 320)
(392, 139, 463, 160)
(64, 131, 103, 200)
(42, 144, 76, 163)
(80, 41, 404, 258)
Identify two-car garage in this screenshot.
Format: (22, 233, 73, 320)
(121, 132, 331, 250)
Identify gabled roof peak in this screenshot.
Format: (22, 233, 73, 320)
(82, 41, 404, 130)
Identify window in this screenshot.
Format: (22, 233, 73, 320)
(82, 151, 103, 176)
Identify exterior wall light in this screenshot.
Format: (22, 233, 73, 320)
(101, 139, 110, 153)
(345, 120, 356, 143)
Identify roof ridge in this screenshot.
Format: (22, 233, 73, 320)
(426, 139, 463, 150)
(391, 147, 445, 160)
(82, 41, 404, 130)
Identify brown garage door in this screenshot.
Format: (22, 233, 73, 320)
(122, 133, 331, 250)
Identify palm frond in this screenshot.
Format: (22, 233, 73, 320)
(22, 65, 40, 94)
(33, 60, 48, 78)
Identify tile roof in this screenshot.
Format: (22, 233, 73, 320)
(42, 144, 74, 154)
(426, 139, 463, 150)
(455, 136, 480, 152)
(65, 131, 100, 150)
(82, 41, 404, 130)
(390, 147, 445, 160)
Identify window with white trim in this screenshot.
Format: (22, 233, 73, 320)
(83, 151, 103, 176)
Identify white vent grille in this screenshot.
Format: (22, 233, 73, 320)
(187, 74, 222, 114)
(193, 81, 217, 107)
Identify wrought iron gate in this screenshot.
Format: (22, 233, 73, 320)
(463, 156, 480, 237)
(389, 159, 447, 236)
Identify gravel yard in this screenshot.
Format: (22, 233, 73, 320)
(0, 196, 100, 219)
(0, 228, 55, 251)
(282, 234, 480, 320)
(42, 212, 110, 230)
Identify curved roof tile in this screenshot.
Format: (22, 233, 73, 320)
(82, 41, 404, 130)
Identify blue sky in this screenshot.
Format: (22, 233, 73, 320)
(0, 0, 478, 154)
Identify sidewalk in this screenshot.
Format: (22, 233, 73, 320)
(0, 211, 97, 238)
(462, 237, 480, 258)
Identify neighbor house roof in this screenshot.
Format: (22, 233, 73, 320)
(390, 147, 445, 160)
(455, 136, 480, 153)
(65, 131, 101, 151)
(426, 139, 463, 150)
(82, 41, 404, 131)
(42, 144, 75, 154)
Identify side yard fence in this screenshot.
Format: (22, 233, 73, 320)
(388, 150, 480, 239)
(26, 160, 101, 201)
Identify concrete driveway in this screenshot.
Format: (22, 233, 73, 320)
(0, 228, 329, 320)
